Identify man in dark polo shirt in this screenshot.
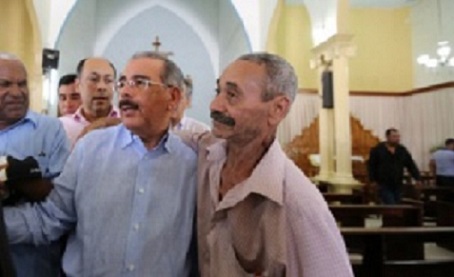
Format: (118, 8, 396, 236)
(368, 128, 421, 204)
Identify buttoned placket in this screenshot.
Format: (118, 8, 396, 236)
(122, 152, 155, 276)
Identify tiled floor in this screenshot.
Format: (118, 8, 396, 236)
(425, 243, 454, 260)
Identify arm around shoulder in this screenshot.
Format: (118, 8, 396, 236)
(173, 130, 214, 151)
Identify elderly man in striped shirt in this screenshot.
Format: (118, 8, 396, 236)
(186, 52, 353, 277)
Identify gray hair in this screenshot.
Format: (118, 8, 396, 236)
(237, 52, 298, 102)
(0, 52, 22, 62)
(183, 77, 193, 99)
(0, 52, 26, 74)
(131, 51, 184, 89)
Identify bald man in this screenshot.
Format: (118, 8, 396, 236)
(59, 58, 120, 146)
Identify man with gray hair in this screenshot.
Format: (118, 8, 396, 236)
(171, 76, 210, 133)
(187, 52, 352, 276)
(0, 52, 70, 276)
(4, 51, 198, 276)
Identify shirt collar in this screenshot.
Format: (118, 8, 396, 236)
(208, 139, 285, 207)
(72, 106, 120, 122)
(1, 110, 38, 132)
(23, 110, 38, 127)
(71, 107, 86, 122)
(172, 116, 187, 131)
(118, 124, 174, 154)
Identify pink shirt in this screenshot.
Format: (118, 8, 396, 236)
(59, 107, 119, 147)
(192, 134, 353, 277)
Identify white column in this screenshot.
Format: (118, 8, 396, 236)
(312, 34, 361, 193)
(329, 44, 360, 193)
(313, 66, 335, 183)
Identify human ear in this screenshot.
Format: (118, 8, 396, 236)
(168, 86, 182, 111)
(268, 95, 290, 125)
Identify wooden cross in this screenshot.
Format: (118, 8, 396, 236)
(151, 36, 174, 57)
(152, 36, 161, 52)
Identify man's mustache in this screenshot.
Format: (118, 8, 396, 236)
(119, 99, 139, 110)
(210, 111, 235, 127)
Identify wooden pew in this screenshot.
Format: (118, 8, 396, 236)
(330, 204, 424, 261)
(409, 186, 454, 220)
(329, 204, 422, 227)
(342, 227, 454, 277)
(317, 181, 329, 193)
(323, 192, 363, 205)
(437, 200, 454, 251)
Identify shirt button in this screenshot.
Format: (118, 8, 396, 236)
(133, 224, 140, 231)
(138, 188, 145, 194)
(128, 264, 135, 271)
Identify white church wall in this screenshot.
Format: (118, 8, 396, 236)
(33, 0, 77, 47)
(279, 89, 454, 171)
(230, 0, 260, 51)
(304, 0, 337, 45)
(102, 5, 216, 124)
(93, 0, 221, 76)
(55, 0, 97, 76)
(218, 0, 251, 70)
(51, 0, 252, 124)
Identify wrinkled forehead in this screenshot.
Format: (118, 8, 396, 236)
(218, 60, 266, 88)
(0, 59, 27, 80)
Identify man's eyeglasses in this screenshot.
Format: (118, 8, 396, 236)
(116, 78, 171, 91)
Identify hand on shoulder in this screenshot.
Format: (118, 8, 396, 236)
(77, 117, 122, 141)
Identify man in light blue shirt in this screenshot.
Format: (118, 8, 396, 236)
(430, 138, 454, 187)
(4, 52, 198, 276)
(0, 52, 70, 276)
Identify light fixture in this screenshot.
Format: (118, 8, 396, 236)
(417, 0, 454, 68)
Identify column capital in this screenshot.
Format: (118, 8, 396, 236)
(310, 34, 356, 69)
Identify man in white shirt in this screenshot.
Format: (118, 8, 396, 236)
(171, 76, 210, 133)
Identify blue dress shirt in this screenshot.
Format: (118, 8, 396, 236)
(5, 124, 198, 277)
(0, 110, 70, 277)
(432, 148, 454, 177)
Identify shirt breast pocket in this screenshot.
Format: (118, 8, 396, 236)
(35, 153, 51, 178)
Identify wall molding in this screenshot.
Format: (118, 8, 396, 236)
(299, 81, 454, 97)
